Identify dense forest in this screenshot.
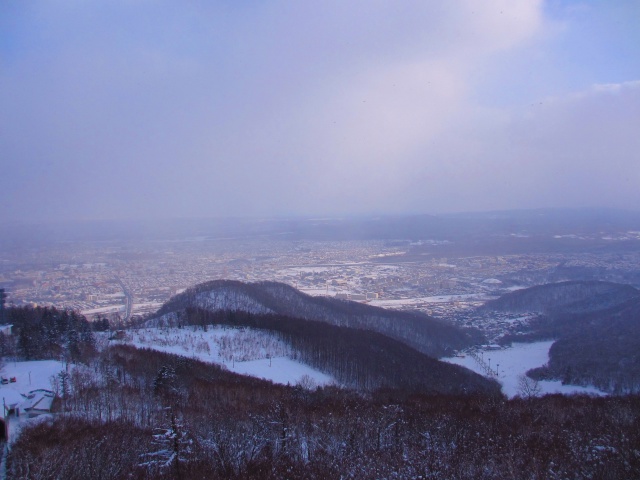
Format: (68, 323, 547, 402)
(152, 280, 481, 357)
(6, 345, 640, 479)
(527, 297, 640, 394)
(2, 306, 97, 361)
(180, 308, 499, 395)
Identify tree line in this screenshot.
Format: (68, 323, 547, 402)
(3, 306, 96, 361)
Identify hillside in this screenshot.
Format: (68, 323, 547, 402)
(480, 280, 639, 315)
(151, 280, 480, 357)
(170, 309, 500, 395)
(481, 281, 640, 393)
(528, 296, 640, 393)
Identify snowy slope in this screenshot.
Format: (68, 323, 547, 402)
(115, 326, 336, 388)
(443, 341, 606, 398)
(152, 287, 273, 326)
(150, 280, 477, 358)
(195, 288, 274, 314)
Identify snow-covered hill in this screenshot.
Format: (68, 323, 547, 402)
(149, 280, 479, 358)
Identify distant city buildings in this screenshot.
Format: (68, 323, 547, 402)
(1, 236, 639, 328)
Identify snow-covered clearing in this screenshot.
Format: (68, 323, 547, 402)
(132, 301, 164, 311)
(0, 360, 65, 442)
(299, 288, 334, 296)
(443, 341, 606, 398)
(369, 294, 490, 308)
(0, 360, 63, 394)
(116, 326, 336, 388)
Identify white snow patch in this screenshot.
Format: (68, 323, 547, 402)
(369, 294, 489, 307)
(81, 305, 124, 315)
(116, 326, 336, 388)
(299, 288, 332, 296)
(443, 341, 606, 398)
(505, 286, 527, 292)
(0, 360, 64, 396)
(229, 357, 334, 386)
(283, 267, 334, 274)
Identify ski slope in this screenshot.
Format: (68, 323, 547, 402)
(115, 326, 336, 388)
(443, 341, 606, 398)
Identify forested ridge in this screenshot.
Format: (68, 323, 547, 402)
(481, 280, 639, 315)
(527, 296, 640, 393)
(181, 308, 499, 395)
(153, 280, 480, 357)
(2, 289, 640, 478)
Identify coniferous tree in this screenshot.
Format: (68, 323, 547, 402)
(139, 407, 192, 479)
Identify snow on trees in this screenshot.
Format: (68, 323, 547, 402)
(139, 407, 193, 479)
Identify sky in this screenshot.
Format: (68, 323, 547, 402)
(1, 0, 639, 222)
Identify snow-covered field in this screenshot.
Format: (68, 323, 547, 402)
(0, 360, 63, 394)
(115, 326, 336, 388)
(443, 341, 606, 398)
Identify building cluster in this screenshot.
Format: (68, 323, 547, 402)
(1, 235, 639, 325)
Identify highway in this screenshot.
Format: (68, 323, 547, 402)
(115, 278, 133, 322)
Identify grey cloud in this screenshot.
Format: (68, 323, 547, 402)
(403, 81, 640, 213)
(1, 1, 637, 221)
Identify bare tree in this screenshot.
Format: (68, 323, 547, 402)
(517, 374, 542, 399)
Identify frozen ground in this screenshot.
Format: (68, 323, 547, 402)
(443, 341, 606, 398)
(116, 326, 336, 388)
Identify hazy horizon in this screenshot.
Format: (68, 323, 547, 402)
(2, 1, 639, 222)
(4, 205, 640, 226)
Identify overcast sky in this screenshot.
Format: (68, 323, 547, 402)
(1, 1, 639, 222)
